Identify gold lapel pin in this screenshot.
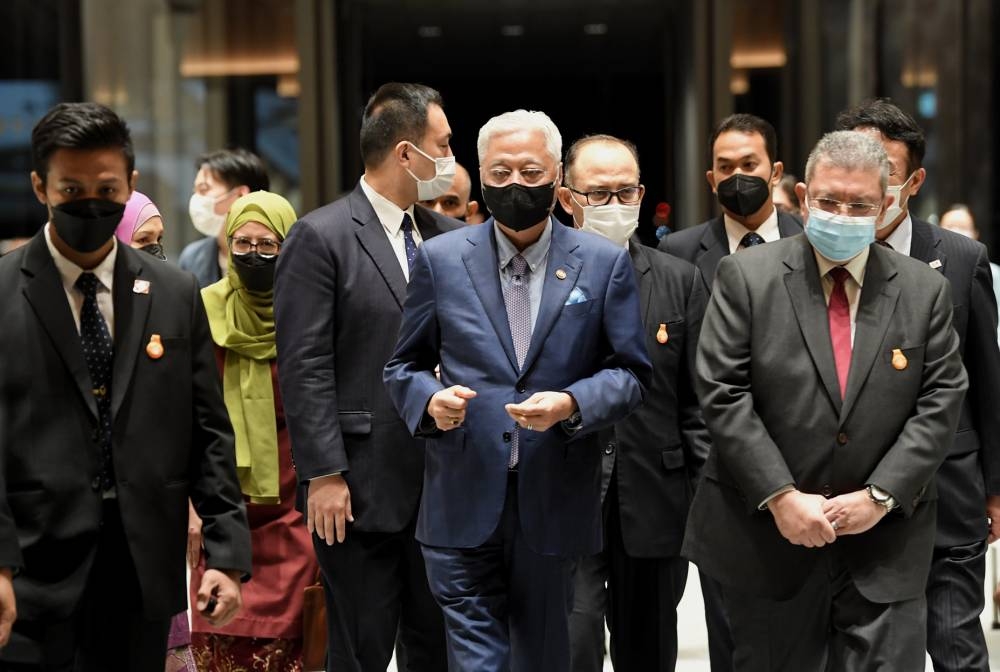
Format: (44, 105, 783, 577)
(891, 348, 908, 370)
(146, 334, 164, 360)
(133, 279, 150, 294)
(656, 323, 669, 344)
(555, 268, 567, 280)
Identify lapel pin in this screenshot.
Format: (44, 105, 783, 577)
(555, 268, 567, 280)
(656, 323, 669, 344)
(891, 348, 908, 371)
(133, 279, 151, 294)
(929, 259, 942, 270)
(146, 334, 164, 360)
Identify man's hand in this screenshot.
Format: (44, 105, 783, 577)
(427, 385, 477, 431)
(308, 474, 353, 545)
(505, 392, 576, 433)
(187, 499, 203, 569)
(823, 489, 887, 536)
(0, 568, 15, 647)
(196, 568, 243, 627)
(768, 489, 837, 547)
(986, 495, 1000, 544)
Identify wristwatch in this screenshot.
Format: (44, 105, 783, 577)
(867, 484, 898, 512)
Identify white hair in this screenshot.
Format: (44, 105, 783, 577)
(804, 130, 889, 193)
(477, 109, 562, 165)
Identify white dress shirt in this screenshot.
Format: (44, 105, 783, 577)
(815, 246, 869, 346)
(724, 207, 780, 254)
(359, 176, 423, 281)
(882, 213, 913, 256)
(44, 223, 118, 337)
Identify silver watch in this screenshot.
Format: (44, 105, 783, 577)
(867, 484, 897, 512)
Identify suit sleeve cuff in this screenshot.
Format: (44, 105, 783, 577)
(758, 484, 795, 511)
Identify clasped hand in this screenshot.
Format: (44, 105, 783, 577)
(769, 488, 887, 547)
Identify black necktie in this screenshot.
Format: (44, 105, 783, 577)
(876, 239, 893, 249)
(76, 272, 115, 492)
(401, 213, 418, 273)
(739, 232, 766, 249)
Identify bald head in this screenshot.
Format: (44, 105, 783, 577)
(419, 161, 479, 221)
(939, 206, 978, 240)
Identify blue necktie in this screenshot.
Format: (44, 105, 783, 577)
(76, 272, 115, 492)
(401, 213, 418, 273)
(503, 255, 531, 468)
(739, 232, 766, 249)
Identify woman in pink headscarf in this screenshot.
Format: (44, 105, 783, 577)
(115, 190, 166, 259)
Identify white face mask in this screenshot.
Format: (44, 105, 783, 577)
(405, 142, 456, 201)
(189, 189, 234, 238)
(880, 172, 915, 230)
(579, 203, 641, 247)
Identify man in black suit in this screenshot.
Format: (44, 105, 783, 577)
(0, 103, 251, 670)
(557, 134, 710, 671)
(837, 98, 1000, 672)
(658, 113, 801, 672)
(274, 82, 458, 672)
(686, 129, 967, 670)
(659, 114, 802, 289)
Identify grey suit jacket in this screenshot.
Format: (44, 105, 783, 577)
(683, 236, 967, 602)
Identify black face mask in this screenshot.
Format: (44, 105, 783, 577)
(481, 182, 556, 232)
(231, 252, 277, 293)
(139, 243, 166, 260)
(50, 199, 126, 253)
(716, 173, 772, 217)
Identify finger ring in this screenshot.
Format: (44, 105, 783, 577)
(831, 521, 839, 531)
(451, 418, 459, 425)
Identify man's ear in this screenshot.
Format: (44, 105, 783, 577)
(908, 166, 927, 197)
(30, 171, 47, 205)
(556, 186, 574, 216)
(794, 182, 808, 218)
(395, 140, 411, 168)
(466, 201, 479, 219)
(705, 170, 717, 193)
(771, 161, 784, 185)
(129, 169, 139, 194)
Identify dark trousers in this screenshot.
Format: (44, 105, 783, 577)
(726, 552, 926, 672)
(421, 473, 576, 672)
(0, 501, 170, 672)
(700, 572, 735, 672)
(568, 480, 688, 672)
(926, 539, 990, 672)
(314, 521, 446, 672)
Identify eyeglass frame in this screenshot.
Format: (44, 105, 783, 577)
(566, 184, 645, 206)
(806, 195, 882, 217)
(228, 236, 282, 258)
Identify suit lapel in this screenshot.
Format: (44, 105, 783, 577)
(783, 238, 842, 413)
(111, 247, 152, 417)
(350, 186, 409, 309)
(840, 248, 900, 421)
(21, 235, 99, 419)
(462, 222, 519, 371)
(696, 217, 728, 286)
(629, 240, 653, 321)
(776, 211, 804, 238)
(909, 218, 946, 274)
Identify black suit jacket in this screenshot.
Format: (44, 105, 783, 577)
(658, 210, 803, 289)
(274, 183, 460, 533)
(909, 218, 1000, 547)
(684, 238, 967, 602)
(0, 234, 251, 620)
(603, 241, 710, 558)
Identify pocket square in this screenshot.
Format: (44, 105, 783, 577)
(565, 287, 589, 305)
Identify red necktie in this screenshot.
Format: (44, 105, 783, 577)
(828, 267, 852, 399)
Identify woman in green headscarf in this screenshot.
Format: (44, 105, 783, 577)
(189, 191, 318, 671)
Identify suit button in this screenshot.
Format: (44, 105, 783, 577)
(605, 442, 615, 455)
(502, 432, 512, 443)
(821, 485, 833, 497)
(91, 477, 101, 492)
(837, 432, 848, 445)
(516, 383, 526, 394)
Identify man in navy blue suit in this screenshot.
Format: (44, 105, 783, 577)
(384, 109, 651, 672)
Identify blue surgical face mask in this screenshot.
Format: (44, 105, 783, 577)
(804, 204, 877, 263)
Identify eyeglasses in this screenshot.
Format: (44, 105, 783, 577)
(230, 236, 281, 257)
(567, 184, 645, 206)
(808, 197, 881, 217)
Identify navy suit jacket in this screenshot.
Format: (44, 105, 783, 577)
(384, 219, 652, 557)
(909, 218, 1000, 547)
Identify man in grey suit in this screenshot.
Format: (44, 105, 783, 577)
(837, 99, 1000, 672)
(684, 130, 968, 670)
(274, 82, 457, 671)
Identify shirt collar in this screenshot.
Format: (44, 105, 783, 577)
(494, 218, 553, 273)
(359, 175, 415, 234)
(814, 244, 869, 288)
(44, 222, 118, 292)
(883, 213, 912, 256)
(724, 206, 780, 253)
